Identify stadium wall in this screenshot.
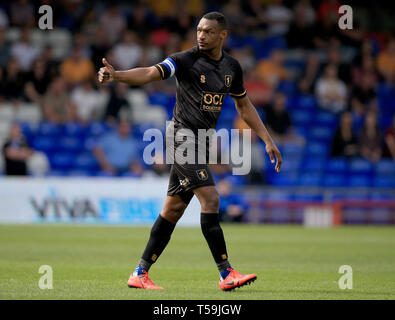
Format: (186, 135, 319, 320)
(0, 177, 201, 226)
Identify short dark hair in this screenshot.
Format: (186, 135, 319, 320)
(202, 12, 228, 30)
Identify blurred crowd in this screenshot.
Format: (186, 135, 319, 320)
(1, 0, 395, 203)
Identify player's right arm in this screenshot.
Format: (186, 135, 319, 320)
(98, 58, 161, 85)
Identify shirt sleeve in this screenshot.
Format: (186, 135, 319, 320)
(229, 60, 247, 99)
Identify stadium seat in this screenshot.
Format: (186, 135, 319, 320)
(314, 111, 338, 127)
(73, 153, 99, 171)
(326, 157, 348, 173)
(322, 174, 346, 187)
(308, 126, 333, 141)
(304, 141, 328, 158)
(50, 153, 75, 170)
(373, 176, 395, 188)
(298, 173, 322, 186)
(291, 110, 313, 125)
(37, 122, 62, 137)
(58, 137, 84, 153)
(302, 158, 326, 172)
(348, 174, 372, 187)
(32, 136, 56, 153)
(375, 159, 395, 175)
(349, 158, 373, 174)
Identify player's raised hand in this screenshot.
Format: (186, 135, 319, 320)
(266, 142, 282, 173)
(98, 58, 115, 83)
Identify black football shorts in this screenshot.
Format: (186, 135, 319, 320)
(165, 120, 215, 204)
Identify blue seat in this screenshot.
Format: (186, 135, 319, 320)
(271, 172, 298, 187)
(323, 174, 346, 187)
(37, 122, 62, 136)
(375, 159, 395, 175)
(296, 94, 317, 109)
(349, 158, 373, 173)
(58, 137, 83, 153)
(304, 141, 328, 158)
(62, 122, 86, 138)
(50, 153, 74, 170)
(87, 122, 109, 137)
(298, 173, 322, 186)
(292, 110, 313, 125)
(32, 136, 56, 153)
(373, 176, 395, 188)
(326, 157, 347, 173)
(74, 153, 99, 171)
(314, 112, 338, 127)
(347, 174, 372, 187)
(302, 158, 326, 172)
(309, 126, 333, 141)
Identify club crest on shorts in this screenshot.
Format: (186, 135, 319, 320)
(196, 169, 208, 181)
(225, 75, 232, 87)
(180, 177, 190, 187)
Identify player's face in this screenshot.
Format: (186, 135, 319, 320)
(196, 18, 226, 52)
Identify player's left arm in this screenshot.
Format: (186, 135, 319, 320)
(233, 95, 283, 172)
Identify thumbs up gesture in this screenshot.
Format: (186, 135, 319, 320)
(98, 58, 115, 83)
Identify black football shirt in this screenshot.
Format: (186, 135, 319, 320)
(155, 46, 246, 132)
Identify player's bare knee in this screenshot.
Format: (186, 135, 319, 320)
(201, 192, 220, 212)
(161, 204, 186, 224)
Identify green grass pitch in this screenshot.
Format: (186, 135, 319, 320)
(0, 224, 394, 300)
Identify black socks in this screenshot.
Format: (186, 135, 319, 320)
(138, 212, 231, 274)
(201, 212, 231, 272)
(140, 215, 176, 271)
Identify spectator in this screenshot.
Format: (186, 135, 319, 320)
(331, 111, 358, 158)
(0, 28, 10, 67)
(24, 58, 52, 105)
(60, 46, 95, 86)
(265, 92, 305, 145)
(264, 0, 293, 36)
(112, 31, 143, 70)
(350, 72, 377, 116)
(103, 82, 131, 124)
(93, 120, 143, 176)
(217, 179, 247, 223)
(99, 4, 126, 45)
(0, 8, 9, 28)
(0, 66, 5, 101)
(352, 55, 379, 87)
(317, 0, 341, 23)
(384, 114, 395, 161)
(255, 49, 291, 89)
(42, 77, 73, 123)
(358, 111, 382, 163)
(70, 81, 104, 123)
(2, 58, 25, 104)
(286, 0, 315, 49)
(377, 37, 395, 85)
(2, 123, 33, 176)
(10, 0, 35, 27)
(90, 27, 111, 71)
(298, 53, 320, 94)
(323, 46, 351, 85)
(10, 27, 41, 71)
(312, 13, 341, 49)
(315, 64, 347, 113)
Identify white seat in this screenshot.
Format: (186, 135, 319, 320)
(15, 104, 42, 123)
(127, 89, 149, 110)
(0, 105, 15, 122)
